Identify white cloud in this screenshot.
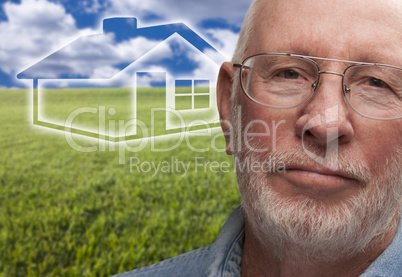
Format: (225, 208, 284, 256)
(91, 65, 120, 79)
(114, 37, 164, 61)
(100, 0, 244, 62)
(82, 0, 105, 14)
(0, 0, 94, 76)
(205, 28, 238, 59)
(104, 0, 251, 29)
(136, 70, 166, 87)
(188, 50, 220, 82)
(12, 17, 164, 80)
(0, 0, 247, 88)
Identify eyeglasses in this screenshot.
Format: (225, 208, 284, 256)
(233, 53, 402, 120)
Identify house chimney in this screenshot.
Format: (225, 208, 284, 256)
(103, 18, 138, 41)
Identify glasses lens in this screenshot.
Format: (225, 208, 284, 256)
(344, 65, 402, 120)
(241, 54, 319, 108)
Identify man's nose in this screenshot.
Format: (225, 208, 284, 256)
(295, 75, 354, 146)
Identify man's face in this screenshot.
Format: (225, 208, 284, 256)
(219, 0, 402, 261)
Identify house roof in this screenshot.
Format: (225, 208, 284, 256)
(17, 17, 227, 80)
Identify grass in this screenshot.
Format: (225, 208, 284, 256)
(39, 87, 218, 138)
(0, 88, 240, 276)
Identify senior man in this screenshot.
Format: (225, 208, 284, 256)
(115, 0, 402, 276)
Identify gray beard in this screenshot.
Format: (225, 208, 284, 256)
(236, 147, 402, 263)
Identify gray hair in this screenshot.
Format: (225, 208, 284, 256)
(231, 0, 262, 103)
(232, 0, 262, 64)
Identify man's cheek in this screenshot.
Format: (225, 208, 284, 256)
(239, 118, 288, 153)
(359, 133, 401, 173)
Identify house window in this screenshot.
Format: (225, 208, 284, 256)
(175, 80, 210, 110)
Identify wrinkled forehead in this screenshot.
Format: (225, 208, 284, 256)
(250, 0, 402, 65)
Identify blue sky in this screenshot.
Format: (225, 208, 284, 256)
(0, 0, 251, 88)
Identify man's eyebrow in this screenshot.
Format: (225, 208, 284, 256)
(280, 44, 325, 57)
(288, 51, 400, 67)
(258, 43, 402, 68)
(350, 46, 402, 66)
(356, 56, 401, 67)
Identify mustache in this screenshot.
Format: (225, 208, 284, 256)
(243, 145, 372, 183)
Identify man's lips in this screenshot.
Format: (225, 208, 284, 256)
(285, 165, 356, 179)
(281, 164, 361, 191)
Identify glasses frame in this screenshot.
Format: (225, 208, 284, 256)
(233, 53, 402, 120)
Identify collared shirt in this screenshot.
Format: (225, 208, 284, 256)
(113, 207, 402, 277)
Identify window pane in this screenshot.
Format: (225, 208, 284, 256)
(194, 95, 209, 109)
(194, 80, 209, 94)
(175, 80, 192, 94)
(175, 95, 192, 110)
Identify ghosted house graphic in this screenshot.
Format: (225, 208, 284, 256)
(17, 17, 227, 141)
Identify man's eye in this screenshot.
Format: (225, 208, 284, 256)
(368, 78, 389, 88)
(278, 70, 300, 79)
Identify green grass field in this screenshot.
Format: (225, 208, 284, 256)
(39, 87, 218, 140)
(0, 88, 240, 276)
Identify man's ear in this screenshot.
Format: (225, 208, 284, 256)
(217, 62, 236, 155)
